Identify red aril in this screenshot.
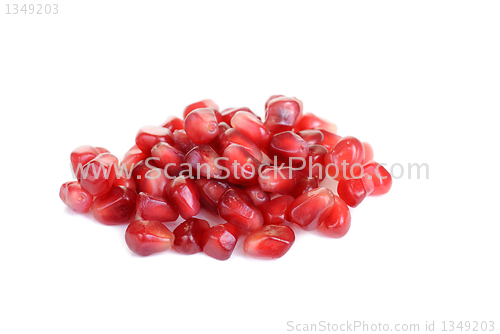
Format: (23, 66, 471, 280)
(95, 147, 110, 154)
(59, 181, 93, 213)
(173, 218, 210, 255)
(79, 153, 119, 196)
(173, 129, 196, 153)
(161, 116, 184, 132)
(202, 223, 240, 261)
(318, 129, 342, 151)
(183, 99, 219, 119)
(136, 192, 179, 222)
(222, 144, 261, 185)
(296, 129, 324, 145)
(362, 142, 374, 164)
(218, 188, 264, 231)
(324, 136, 365, 180)
(264, 96, 303, 133)
(184, 108, 220, 144)
(138, 168, 171, 198)
(231, 111, 272, 149)
(337, 174, 374, 207)
(150, 142, 185, 177)
(258, 166, 297, 194)
(244, 225, 295, 259)
(135, 126, 174, 154)
(164, 176, 200, 219)
(304, 145, 328, 180)
(122, 145, 148, 171)
(125, 220, 175, 256)
(322, 195, 351, 238)
(259, 195, 294, 225)
(219, 128, 263, 161)
(184, 144, 224, 179)
(264, 95, 284, 109)
(70, 145, 100, 178)
(131, 160, 154, 190)
(289, 175, 319, 198)
(267, 131, 309, 166)
(289, 188, 335, 230)
(220, 107, 253, 124)
(208, 122, 231, 153)
(243, 184, 270, 207)
(92, 186, 137, 225)
(294, 112, 337, 133)
(363, 161, 392, 196)
(195, 178, 234, 213)
(113, 171, 137, 191)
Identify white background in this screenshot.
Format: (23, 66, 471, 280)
(1, 1, 499, 333)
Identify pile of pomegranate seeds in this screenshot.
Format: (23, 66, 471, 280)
(60, 96, 392, 260)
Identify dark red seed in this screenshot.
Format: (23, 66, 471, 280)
(296, 129, 324, 145)
(184, 144, 224, 179)
(289, 175, 319, 198)
(195, 178, 234, 213)
(260, 195, 294, 225)
(125, 220, 174, 256)
(289, 188, 335, 231)
(173, 218, 210, 255)
(78, 153, 119, 196)
(113, 171, 137, 191)
(264, 96, 303, 133)
(258, 167, 297, 194)
(363, 161, 392, 196)
(294, 112, 337, 133)
(322, 195, 351, 238)
(164, 176, 201, 219)
(202, 223, 240, 261)
(231, 111, 272, 149)
(222, 144, 262, 185)
(161, 116, 184, 132)
(304, 145, 328, 180)
(267, 131, 309, 166)
(150, 142, 185, 177)
(183, 99, 219, 119)
(138, 168, 171, 198)
(131, 160, 154, 190)
(136, 192, 179, 222)
(220, 107, 253, 124)
(318, 129, 342, 152)
(324, 136, 365, 180)
(208, 122, 231, 153)
(184, 108, 220, 144)
(92, 186, 137, 225)
(59, 181, 94, 213)
(218, 188, 264, 231)
(337, 174, 374, 207)
(264, 95, 284, 109)
(135, 125, 174, 154)
(173, 129, 196, 153)
(70, 145, 100, 178)
(243, 184, 270, 207)
(244, 225, 295, 259)
(219, 128, 263, 161)
(122, 145, 148, 171)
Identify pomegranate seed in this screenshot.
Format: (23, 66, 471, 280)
(125, 220, 174, 256)
(78, 153, 118, 196)
(264, 95, 284, 109)
(131, 160, 152, 190)
(243, 185, 270, 207)
(122, 145, 148, 171)
(184, 144, 224, 179)
(208, 122, 231, 153)
(362, 142, 374, 164)
(138, 168, 171, 198)
(59, 181, 93, 213)
(173, 218, 210, 255)
(92, 186, 137, 225)
(161, 116, 184, 132)
(195, 178, 234, 213)
(95, 147, 110, 154)
(164, 176, 200, 219)
(337, 174, 374, 207)
(304, 144, 328, 180)
(218, 188, 264, 231)
(289, 175, 319, 198)
(267, 131, 309, 166)
(219, 128, 263, 161)
(296, 129, 324, 145)
(231, 111, 272, 149)
(70, 145, 100, 178)
(150, 142, 185, 177)
(259, 195, 294, 225)
(136, 192, 179, 222)
(173, 129, 196, 153)
(244, 225, 295, 259)
(202, 223, 240, 261)
(324, 136, 365, 180)
(135, 125, 174, 154)
(363, 161, 392, 195)
(318, 129, 342, 151)
(184, 108, 220, 144)
(294, 112, 337, 133)
(289, 188, 335, 230)
(322, 195, 351, 238)
(183, 99, 219, 119)
(113, 172, 137, 191)
(258, 166, 297, 194)
(264, 96, 303, 133)
(222, 144, 261, 185)
(220, 107, 252, 124)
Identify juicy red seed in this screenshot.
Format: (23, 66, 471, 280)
(136, 192, 179, 222)
(267, 131, 309, 165)
(362, 142, 374, 164)
(184, 108, 220, 144)
(289, 188, 335, 231)
(222, 144, 262, 185)
(318, 129, 342, 152)
(337, 174, 374, 208)
(209, 122, 231, 153)
(258, 167, 297, 194)
(243, 185, 270, 207)
(260, 195, 295, 225)
(135, 125, 174, 154)
(164, 176, 200, 219)
(138, 168, 171, 198)
(363, 161, 392, 196)
(296, 129, 324, 145)
(122, 145, 148, 171)
(220, 107, 253, 124)
(195, 178, 234, 213)
(183, 99, 219, 119)
(173, 129, 196, 153)
(202, 223, 240, 261)
(184, 144, 224, 179)
(264, 96, 303, 133)
(125, 220, 174, 256)
(289, 175, 319, 198)
(150, 142, 185, 177)
(218, 188, 264, 231)
(304, 145, 328, 180)
(173, 218, 210, 255)
(95, 147, 110, 154)
(322, 195, 351, 238)
(244, 225, 295, 259)
(264, 95, 284, 109)
(324, 136, 365, 180)
(131, 160, 152, 190)
(219, 128, 263, 161)
(294, 112, 337, 133)
(59, 181, 94, 213)
(70, 145, 100, 178)
(231, 111, 272, 149)
(92, 186, 137, 225)
(78, 153, 118, 196)
(161, 116, 184, 132)
(113, 172, 137, 191)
